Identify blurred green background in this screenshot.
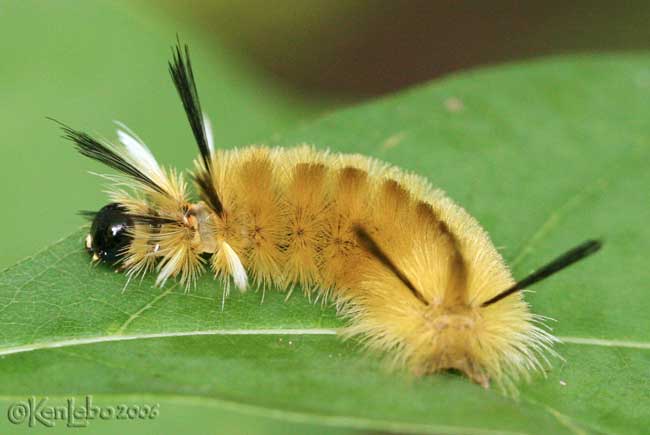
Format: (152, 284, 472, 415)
(2, 0, 650, 268)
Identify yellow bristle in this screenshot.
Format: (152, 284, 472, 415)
(283, 163, 329, 292)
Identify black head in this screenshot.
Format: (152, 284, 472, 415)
(85, 203, 134, 264)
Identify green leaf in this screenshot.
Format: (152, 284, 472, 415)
(1, 54, 649, 435)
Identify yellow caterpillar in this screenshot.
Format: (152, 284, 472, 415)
(57, 42, 601, 394)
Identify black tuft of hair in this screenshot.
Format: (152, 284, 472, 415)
(168, 38, 224, 217)
(168, 38, 211, 172)
(482, 239, 603, 307)
(193, 172, 224, 217)
(78, 210, 98, 220)
(50, 118, 168, 196)
(79, 209, 177, 227)
(353, 225, 428, 305)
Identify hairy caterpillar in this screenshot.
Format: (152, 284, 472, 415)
(56, 41, 601, 393)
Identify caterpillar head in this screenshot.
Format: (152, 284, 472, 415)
(85, 203, 134, 264)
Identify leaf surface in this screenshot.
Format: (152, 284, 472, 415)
(1, 54, 649, 434)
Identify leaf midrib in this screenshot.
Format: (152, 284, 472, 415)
(0, 329, 648, 358)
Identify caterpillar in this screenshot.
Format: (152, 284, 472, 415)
(56, 41, 601, 394)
